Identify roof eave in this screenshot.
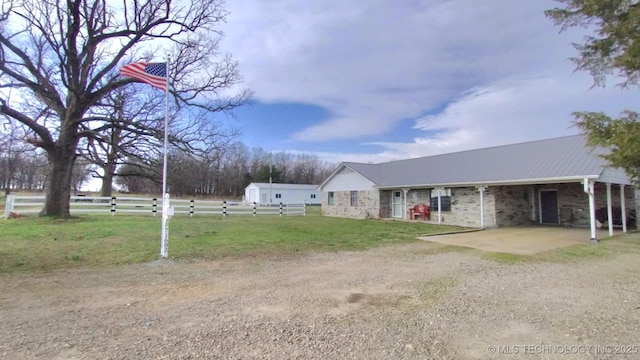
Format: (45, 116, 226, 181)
(375, 175, 603, 189)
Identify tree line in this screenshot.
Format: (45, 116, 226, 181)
(1, 121, 335, 198)
(116, 142, 335, 198)
(0, 122, 91, 194)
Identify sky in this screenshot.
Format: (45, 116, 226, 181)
(217, 0, 638, 165)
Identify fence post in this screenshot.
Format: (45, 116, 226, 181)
(190, 199, 194, 217)
(279, 202, 283, 217)
(303, 202, 306, 216)
(152, 198, 157, 216)
(253, 202, 256, 217)
(3, 194, 13, 219)
(223, 201, 227, 218)
(111, 196, 116, 216)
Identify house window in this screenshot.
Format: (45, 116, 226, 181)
(350, 191, 358, 206)
(328, 192, 334, 205)
(275, 193, 282, 199)
(430, 188, 451, 211)
(310, 194, 316, 199)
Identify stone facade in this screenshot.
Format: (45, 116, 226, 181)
(494, 183, 635, 228)
(533, 183, 633, 227)
(322, 182, 637, 229)
(494, 185, 536, 227)
(379, 189, 431, 219)
(382, 187, 496, 227)
(406, 189, 431, 212)
(379, 190, 392, 218)
(447, 187, 497, 228)
(322, 190, 380, 219)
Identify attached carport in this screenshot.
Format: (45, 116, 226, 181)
(419, 227, 622, 255)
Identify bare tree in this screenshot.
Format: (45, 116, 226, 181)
(0, 120, 27, 194)
(0, 119, 52, 192)
(115, 143, 336, 198)
(0, 0, 251, 217)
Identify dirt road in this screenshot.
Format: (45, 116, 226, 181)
(1, 242, 639, 359)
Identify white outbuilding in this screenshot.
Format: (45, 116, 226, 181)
(244, 183, 321, 205)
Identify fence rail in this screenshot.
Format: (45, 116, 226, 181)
(3, 195, 306, 219)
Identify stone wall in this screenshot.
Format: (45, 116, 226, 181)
(554, 183, 590, 226)
(494, 186, 535, 227)
(322, 190, 380, 219)
(523, 182, 635, 227)
(405, 189, 430, 220)
(393, 187, 497, 227)
(379, 190, 392, 218)
(443, 187, 497, 228)
(322, 183, 637, 228)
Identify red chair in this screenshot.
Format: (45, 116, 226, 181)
(409, 204, 430, 220)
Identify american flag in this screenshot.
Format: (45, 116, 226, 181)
(119, 62, 167, 91)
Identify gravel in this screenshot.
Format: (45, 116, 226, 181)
(1, 243, 639, 359)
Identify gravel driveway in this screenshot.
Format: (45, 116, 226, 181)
(1, 241, 639, 359)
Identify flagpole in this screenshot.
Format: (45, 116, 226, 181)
(269, 153, 272, 206)
(160, 55, 170, 258)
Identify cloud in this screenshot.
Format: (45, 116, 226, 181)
(282, 72, 636, 164)
(220, 0, 639, 165)
(221, 0, 581, 141)
(368, 73, 636, 159)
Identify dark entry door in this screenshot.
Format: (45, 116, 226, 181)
(540, 190, 559, 224)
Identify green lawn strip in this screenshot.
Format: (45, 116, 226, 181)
(0, 216, 160, 271)
(0, 213, 460, 273)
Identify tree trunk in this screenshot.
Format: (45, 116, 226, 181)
(41, 133, 79, 217)
(100, 162, 116, 198)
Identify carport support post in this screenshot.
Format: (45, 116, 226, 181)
(436, 187, 442, 224)
(606, 183, 613, 237)
(620, 184, 627, 233)
(584, 179, 597, 243)
(477, 185, 486, 228)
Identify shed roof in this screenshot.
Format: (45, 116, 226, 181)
(325, 135, 629, 188)
(246, 183, 319, 190)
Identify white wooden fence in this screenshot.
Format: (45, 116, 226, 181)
(3, 195, 306, 219)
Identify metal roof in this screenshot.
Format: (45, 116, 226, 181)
(337, 135, 628, 188)
(246, 183, 320, 190)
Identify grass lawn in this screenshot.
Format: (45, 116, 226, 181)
(0, 208, 464, 273)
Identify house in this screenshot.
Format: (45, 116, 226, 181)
(318, 135, 637, 241)
(244, 182, 321, 205)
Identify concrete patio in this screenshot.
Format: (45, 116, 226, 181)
(419, 227, 624, 255)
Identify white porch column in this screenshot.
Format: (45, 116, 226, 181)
(402, 188, 409, 220)
(620, 184, 627, 233)
(477, 185, 486, 228)
(436, 187, 442, 224)
(584, 179, 597, 243)
(606, 183, 613, 237)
